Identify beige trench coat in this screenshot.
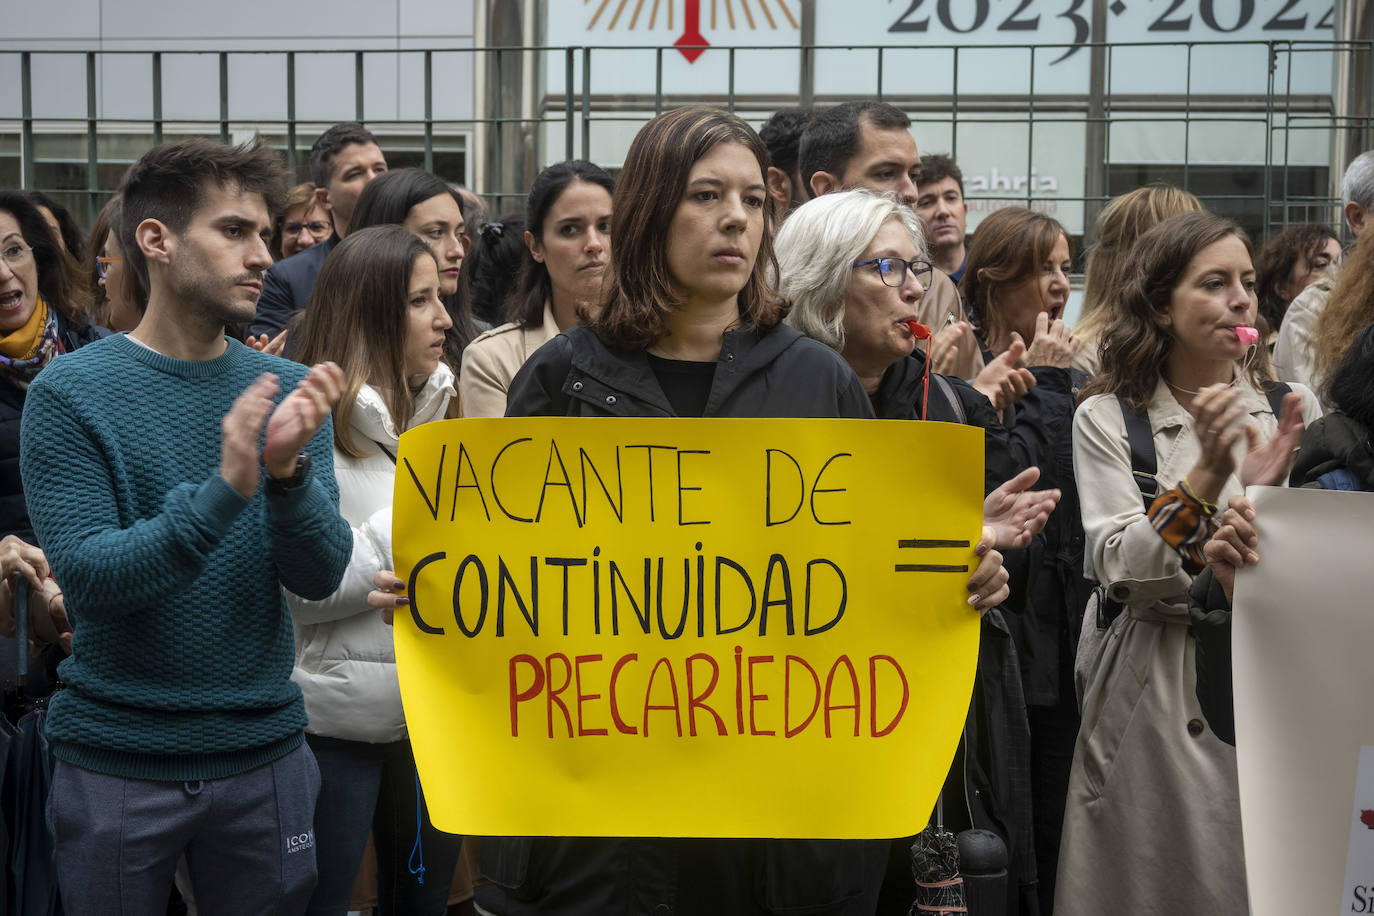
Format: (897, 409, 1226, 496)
(1055, 376, 1320, 914)
(458, 302, 561, 418)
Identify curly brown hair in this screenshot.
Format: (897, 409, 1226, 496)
(584, 107, 785, 349)
(1254, 222, 1340, 331)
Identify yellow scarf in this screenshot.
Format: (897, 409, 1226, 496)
(0, 296, 49, 361)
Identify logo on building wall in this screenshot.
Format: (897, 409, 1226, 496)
(585, 0, 800, 62)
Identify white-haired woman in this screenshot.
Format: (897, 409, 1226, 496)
(776, 190, 1062, 486)
(775, 189, 1073, 911)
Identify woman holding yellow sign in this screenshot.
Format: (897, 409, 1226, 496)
(482, 107, 1009, 915)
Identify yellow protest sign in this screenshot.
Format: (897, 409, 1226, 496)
(392, 417, 982, 839)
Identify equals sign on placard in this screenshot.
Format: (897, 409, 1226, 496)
(895, 539, 970, 574)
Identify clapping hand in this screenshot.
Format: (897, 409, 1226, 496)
(983, 466, 1060, 550)
(263, 362, 345, 479)
(1240, 393, 1305, 488)
(972, 338, 1037, 410)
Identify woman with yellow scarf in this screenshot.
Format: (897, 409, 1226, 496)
(0, 190, 102, 687)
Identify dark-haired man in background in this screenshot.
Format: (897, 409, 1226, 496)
(21, 136, 351, 914)
(249, 121, 387, 338)
(759, 107, 812, 217)
(915, 153, 970, 284)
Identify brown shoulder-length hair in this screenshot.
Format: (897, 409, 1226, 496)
(585, 106, 785, 349)
(961, 206, 1072, 351)
(1080, 210, 1274, 410)
(1313, 227, 1374, 391)
(295, 225, 438, 458)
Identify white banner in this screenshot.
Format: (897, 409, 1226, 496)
(1233, 486, 1374, 916)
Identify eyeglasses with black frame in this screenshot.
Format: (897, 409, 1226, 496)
(852, 256, 933, 289)
(96, 255, 122, 279)
(283, 220, 332, 239)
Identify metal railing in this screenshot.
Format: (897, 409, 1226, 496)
(2, 39, 1370, 242)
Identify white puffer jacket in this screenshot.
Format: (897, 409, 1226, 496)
(287, 365, 456, 743)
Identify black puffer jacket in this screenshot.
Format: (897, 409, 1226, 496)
(1289, 412, 1374, 490)
(874, 352, 1014, 494)
(995, 363, 1092, 710)
(0, 314, 105, 543)
(506, 322, 873, 420)
(484, 321, 890, 916)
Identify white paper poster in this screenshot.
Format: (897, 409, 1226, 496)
(1232, 486, 1374, 916)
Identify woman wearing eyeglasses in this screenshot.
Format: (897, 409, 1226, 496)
(271, 182, 332, 261)
(775, 188, 1061, 912)
(775, 190, 1016, 487)
(89, 199, 147, 334)
(0, 191, 101, 679)
(961, 205, 1093, 913)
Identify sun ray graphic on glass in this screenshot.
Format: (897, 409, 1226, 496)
(586, 0, 797, 62)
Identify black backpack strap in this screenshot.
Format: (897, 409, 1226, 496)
(1263, 381, 1292, 417)
(1115, 392, 1157, 513)
(931, 374, 967, 425)
(1096, 394, 1158, 630)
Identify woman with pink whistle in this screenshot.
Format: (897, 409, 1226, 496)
(1056, 211, 1321, 914)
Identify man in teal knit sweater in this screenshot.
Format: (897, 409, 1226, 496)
(20, 137, 352, 914)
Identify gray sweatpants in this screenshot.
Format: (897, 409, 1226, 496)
(47, 742, 321, 916)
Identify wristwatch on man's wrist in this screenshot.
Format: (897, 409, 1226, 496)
(265, 452, 311, 492)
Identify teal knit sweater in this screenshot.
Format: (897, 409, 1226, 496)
(20, 334, 351, 780)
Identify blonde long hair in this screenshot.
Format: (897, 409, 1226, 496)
(1313, 228, 1374, 392)
(1076, 185, 1203, 348)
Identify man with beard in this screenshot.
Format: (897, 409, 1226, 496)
(19, 136, 352, 915)
(249, 121, 388, 339)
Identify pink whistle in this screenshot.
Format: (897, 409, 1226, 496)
(1234, 326, 1259, 347)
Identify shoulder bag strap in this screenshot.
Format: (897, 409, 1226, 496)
(1115, 392, 1157, 513)
(1263, 381, 1292, 417)
(931, 374, 967, 425)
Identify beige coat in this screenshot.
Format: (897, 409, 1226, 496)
(458, 303, 561, 418)
(920, 267, 985, 380)
(1056, 376, 1320, 915)
(1273, 273, 1335, 395)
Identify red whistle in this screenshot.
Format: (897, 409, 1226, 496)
(907, 320, 934, 420)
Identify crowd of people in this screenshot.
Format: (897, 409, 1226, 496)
(0, 98, 1370, 916)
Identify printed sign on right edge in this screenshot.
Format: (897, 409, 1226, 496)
(1343, 747, 1374, 914)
